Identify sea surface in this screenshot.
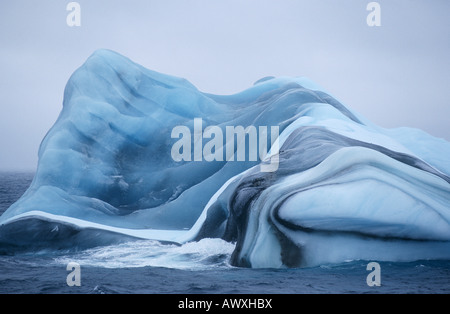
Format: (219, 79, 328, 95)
(0, 171, 449, 294)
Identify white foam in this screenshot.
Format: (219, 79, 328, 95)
(54, 238, 235, 270)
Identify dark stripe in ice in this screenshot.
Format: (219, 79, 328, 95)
(255, 83, 362, 124)
(227, 176, 272, 267)
(227, 126, 450, 267)
(206, 82, 362, 125)
(279, 126, 450, 184)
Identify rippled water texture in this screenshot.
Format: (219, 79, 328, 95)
(0, 172, 449, 294)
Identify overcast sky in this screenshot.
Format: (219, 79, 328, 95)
(0, 0, 449, 171)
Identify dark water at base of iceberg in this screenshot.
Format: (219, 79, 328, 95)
(1, 172, 449, 294)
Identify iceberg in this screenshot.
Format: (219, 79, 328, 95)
(1, 49, 449, 267)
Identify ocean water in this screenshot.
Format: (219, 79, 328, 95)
(0, 172, 449, 294)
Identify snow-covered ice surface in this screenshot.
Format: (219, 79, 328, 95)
(0, 49, 449, 268)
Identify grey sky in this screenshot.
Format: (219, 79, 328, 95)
(0, 0, 449, 171)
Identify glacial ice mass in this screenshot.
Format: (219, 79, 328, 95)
(0, 49, 449, 267)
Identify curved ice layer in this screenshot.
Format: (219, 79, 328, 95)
(1, 49, 449, 267)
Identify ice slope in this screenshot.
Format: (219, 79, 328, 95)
(0, 49, 449, 267)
